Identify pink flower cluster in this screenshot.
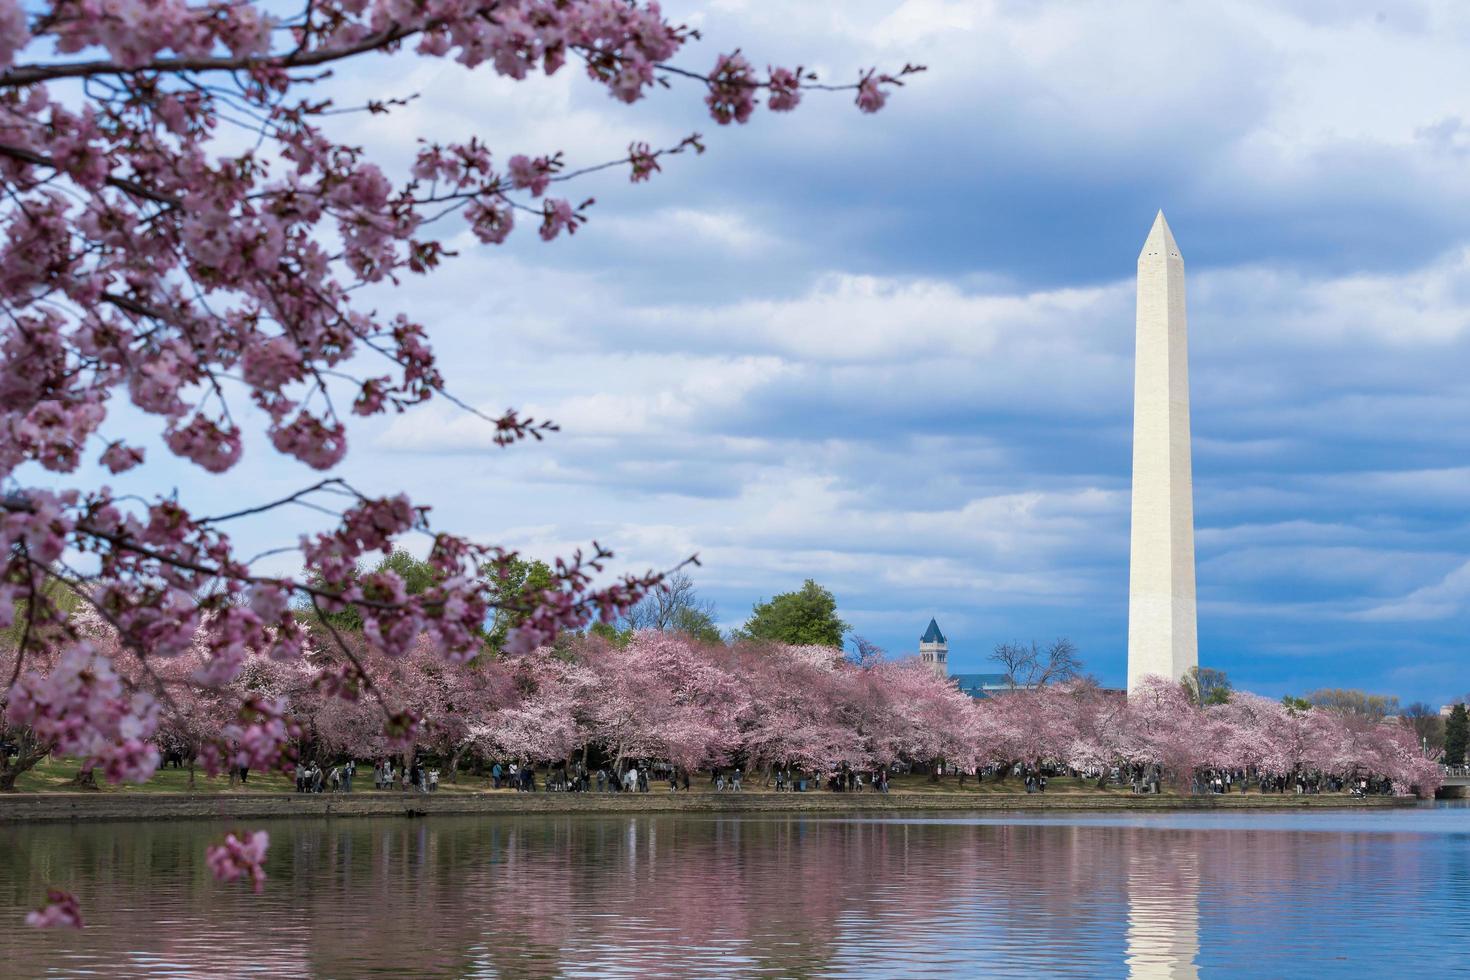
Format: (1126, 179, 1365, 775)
(205, 830, 270, 894)
(25, 889, 83, 929)
(203, 696, 301, 776)
(706, 52, 757, 125)
(6, 642, 160, 782)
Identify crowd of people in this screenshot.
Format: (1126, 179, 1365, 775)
(279, 753, 1417, 802)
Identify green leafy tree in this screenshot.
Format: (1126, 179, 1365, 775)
(1444, 704, 1468, 766)
(301, 550, 441, 633)
(738, 580, 848, 648)
(484, 557, 555, 652)
(587, 621, 631, 646)
(1281, 695, 1313, 714)
(1185, 666, 1232, 706)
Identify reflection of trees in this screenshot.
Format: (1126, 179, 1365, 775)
(0, 814, 1437, 977)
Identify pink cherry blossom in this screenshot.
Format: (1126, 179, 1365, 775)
(25, 889, 82, 929)
(99, 441, 145, 474)
(706, 52, 757, 125)
(164, 415, 243, 473)
(856, 74, 888, 114)
(767, 67, 803, 112)
(0, 0, 29, 70)
(206, 830, 270, 894)
(508, 154, 554, 196)
(538, 198, 580, 241)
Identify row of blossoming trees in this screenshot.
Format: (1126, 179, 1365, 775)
(4, 615, 1439, 798)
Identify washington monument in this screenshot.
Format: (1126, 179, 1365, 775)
(1126, 212, 1198, 693)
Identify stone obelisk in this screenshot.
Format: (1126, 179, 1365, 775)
(1127, 212, 1198, 693)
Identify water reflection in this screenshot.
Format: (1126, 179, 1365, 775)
(1125, 835, 1198, 980)
(0, 806, 1465, 977)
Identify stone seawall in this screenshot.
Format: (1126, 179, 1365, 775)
(0, 791, 1414, 825)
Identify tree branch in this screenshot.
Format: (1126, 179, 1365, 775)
(0, 141, 180, 206)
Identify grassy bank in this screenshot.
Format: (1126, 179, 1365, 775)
(0, 758, 1415, 824)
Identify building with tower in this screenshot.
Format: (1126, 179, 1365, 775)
(918, 617, 948, 676)
(918, 617, 1018, 699)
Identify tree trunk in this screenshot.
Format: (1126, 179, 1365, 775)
(0, 732, 50, 791)
(449, 745, 468, 784)
(187, 757, 197, 790)
(1, 751, 46, 790)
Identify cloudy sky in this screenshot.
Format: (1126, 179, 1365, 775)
(70, 1, 1470, 703)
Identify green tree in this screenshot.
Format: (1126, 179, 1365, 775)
(1444, 704, 1468, 766)
(1281, 695, 1312, 714)
(484, 557, 554, 652)
(738, 580, 848, 648)
(1185, 666, 1232, 706)
(301, 550, 441, 633)
(587, 621, 631, 646)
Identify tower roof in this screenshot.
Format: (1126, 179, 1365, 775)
(921, 618, 945, 644)
(1139, 210, 1181, 262)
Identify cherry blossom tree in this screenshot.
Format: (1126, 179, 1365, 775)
(579, 631, 746, 772)
(0, 0, 920, 920)
(733, 642, 862, 777)
(1053, 681, 1126, 786)
(469, 650, 586, 766)
(0, 0, 921, 766)
(842, 658, 966, 770)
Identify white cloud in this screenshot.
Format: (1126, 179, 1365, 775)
(1355, 560, 1470, 622)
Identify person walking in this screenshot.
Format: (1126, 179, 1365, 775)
(492, 762, 502, 789)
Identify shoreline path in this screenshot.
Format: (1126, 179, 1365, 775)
(0, 790, 1413, 825)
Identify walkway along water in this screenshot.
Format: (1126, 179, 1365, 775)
(0, 790, 1413, 825)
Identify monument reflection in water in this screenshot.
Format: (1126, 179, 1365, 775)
(0, 809, 1461, 978)
(1124, 835, 1199, 980)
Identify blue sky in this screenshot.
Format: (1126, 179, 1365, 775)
(53, 1, 1470, 704)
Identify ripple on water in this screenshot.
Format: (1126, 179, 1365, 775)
(1, 804, 1468, 977)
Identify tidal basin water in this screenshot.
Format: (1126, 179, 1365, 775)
(2, 804, 1468, 978)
